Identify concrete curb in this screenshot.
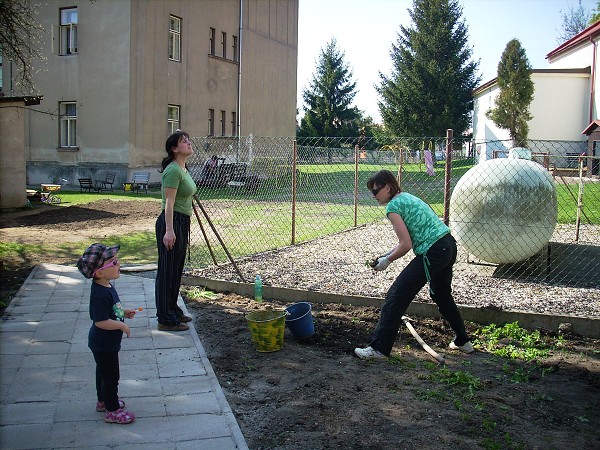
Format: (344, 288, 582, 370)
(182, 275, 600, 339)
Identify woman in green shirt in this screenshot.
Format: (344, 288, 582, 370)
(155, 130, 197, 332)
(355, 170, 473, 360)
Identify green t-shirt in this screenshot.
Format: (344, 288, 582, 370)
(161, 163, 196, 216)
(385, 192, 450, 255)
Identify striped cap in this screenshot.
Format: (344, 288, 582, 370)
(77, 243, 120, 279)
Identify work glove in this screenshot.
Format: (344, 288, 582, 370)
(373, 256, 391, 271)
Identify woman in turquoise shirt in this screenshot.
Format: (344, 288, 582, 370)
(155, 130, 197, 332)
(355, 169, 473, 359)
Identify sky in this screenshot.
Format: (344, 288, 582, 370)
(297, 0, 598, 123)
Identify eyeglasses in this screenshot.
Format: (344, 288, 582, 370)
(93, 258, 119, 277)
(371, 185, 385, 196)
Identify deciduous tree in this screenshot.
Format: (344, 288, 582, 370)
(0, 0, 45, 94)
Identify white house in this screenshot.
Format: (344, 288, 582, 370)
(472, 21, 600, 171)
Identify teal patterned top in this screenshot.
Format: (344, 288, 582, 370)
(385, 192, 450, 255)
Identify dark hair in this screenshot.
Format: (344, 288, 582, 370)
(366, 169, 400, 197)
(159, 130, 190, 172)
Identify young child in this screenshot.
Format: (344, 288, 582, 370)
(77, 243, 137, 424)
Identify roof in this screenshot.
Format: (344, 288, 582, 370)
(546, 21, 600, 61)
(0, 95, 43, 106)
(582, 120, 600, 135)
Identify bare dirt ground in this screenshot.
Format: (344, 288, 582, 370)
(2, 200, 600, 449)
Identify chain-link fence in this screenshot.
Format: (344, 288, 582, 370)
(186, 135, 600, 288)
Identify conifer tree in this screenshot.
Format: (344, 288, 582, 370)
(377, 0, 479, 137)
(485, 39, 534, 147)
(298, 39, 362, 138)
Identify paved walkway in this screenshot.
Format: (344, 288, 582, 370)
(0, 264, 248, 450)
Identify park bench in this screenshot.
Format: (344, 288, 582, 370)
(123, 171, 151, 193)
(78, 178, 97, 193)
(96, 172, 116, 192)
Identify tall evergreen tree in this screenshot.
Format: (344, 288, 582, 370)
(377, 0, 479, 138)
(485, 39, 534, 147)
(298, 39, 362, 137)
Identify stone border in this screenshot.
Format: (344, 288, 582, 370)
(182, 275, 600, 339)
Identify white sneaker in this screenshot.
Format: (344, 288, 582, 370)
(449, 341, 474, 354)
(354, 346, 387, 360)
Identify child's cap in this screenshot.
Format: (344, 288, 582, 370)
(77, 243, 120, 279)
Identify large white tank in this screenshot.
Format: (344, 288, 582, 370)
(450, 158, 557, 264)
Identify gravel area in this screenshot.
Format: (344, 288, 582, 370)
(191, 221, 600, 317)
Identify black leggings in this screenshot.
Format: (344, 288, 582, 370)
(93, 351, 120, 412)
(155, 210, 190, 325)
(369, 233, 469, 356)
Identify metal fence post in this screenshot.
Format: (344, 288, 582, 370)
(291, 139, 297, 245)
(443, 129, 453, 225)
(354, 145, 359, 227)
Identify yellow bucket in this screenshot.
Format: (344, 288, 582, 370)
(246, 309, 286, 352)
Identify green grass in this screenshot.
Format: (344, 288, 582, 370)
(0, 232, 157, 269)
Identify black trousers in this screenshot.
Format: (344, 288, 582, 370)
(370, 233, 469, 356)
(93, 351, 120, 412)
(155, 210, 190, 325)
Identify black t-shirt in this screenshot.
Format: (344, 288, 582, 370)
(88, 282, 124, 352)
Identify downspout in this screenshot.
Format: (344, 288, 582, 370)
(237, 0, 243, 139)
(590, 36, 596, 123)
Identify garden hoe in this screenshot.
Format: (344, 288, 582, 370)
(401, 315, 445, 363)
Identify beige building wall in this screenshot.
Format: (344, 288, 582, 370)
(242, 0, 298, 136)
(0, 98, 37, 209)
(2, 0, 297, 186)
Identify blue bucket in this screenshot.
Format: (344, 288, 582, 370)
(285, 302, 315, 340)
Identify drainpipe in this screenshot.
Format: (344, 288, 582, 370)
(237, 0, 243, 139)
(590, 36, 596, 124)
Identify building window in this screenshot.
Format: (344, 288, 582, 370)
(169, 15, 181, 61)
(168, 105, 180, 134)
(220, 110, 226, 136)
(60, 7, 78, 55)
(209, 28, 215, 55)
(232, 35, 238, 62)
(60, 102, 77, 147)
(208, 109, 214, 136)
(231, 112, 237, 136)
(221, 32, 227, 59)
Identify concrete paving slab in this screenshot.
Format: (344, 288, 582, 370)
(0, 264, 248, 450)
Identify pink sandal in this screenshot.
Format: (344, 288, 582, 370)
(96, 399, 125, 412)
(104, 408, 135, 424)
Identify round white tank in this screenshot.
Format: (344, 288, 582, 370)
(450, 158, 557, 264)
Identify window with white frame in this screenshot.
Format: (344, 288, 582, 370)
(60, 7, 78, 55)
(208, 109, 214, 136)
(221, 32, 227, 59)
(232, 35, 238, 62)
(209, 28, 216, 55)
(169, 16, 181, 61)
(60, 102, 77, 147)
(168, 105, 180, 134)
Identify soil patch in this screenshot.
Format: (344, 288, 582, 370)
(185, 292, 600, 450)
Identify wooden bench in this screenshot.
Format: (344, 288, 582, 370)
(96, 172, 116, 192)
(78, 178, 96, 193)
(123, 172, 150, 193)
